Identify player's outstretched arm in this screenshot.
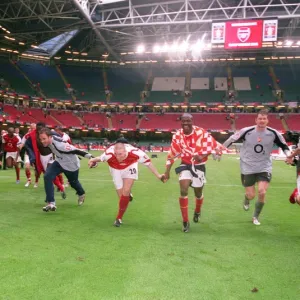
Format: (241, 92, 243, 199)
(146, 162, 166, 182)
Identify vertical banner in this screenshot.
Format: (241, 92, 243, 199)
(211, 22, 226, 44)
(263, 19, 278, 42)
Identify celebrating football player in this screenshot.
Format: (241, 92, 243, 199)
(88, 138, 165, 227)
(223, 109, 290, 225)
(163, 113, 220, 233)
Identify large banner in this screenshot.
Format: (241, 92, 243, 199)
(211, 19, 278, 49)
(224, 20, 263, 49)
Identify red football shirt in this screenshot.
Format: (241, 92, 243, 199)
(2, 134, 21, 152)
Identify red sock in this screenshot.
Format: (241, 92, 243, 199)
(179, 197, 189, 222)
(58, 173, 64, 185)
(15, 166, 20, 180)
(195, 196, 204, 213)
(116, 195, 130, 220)
(53, 176, 64, 192)
(25, 169, 31, 181)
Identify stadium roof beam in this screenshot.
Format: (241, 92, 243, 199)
(72, 0, 120, 61)
(88, 0, 300, 28)
(0, 0, 74, 22)
(19, 0, 54, 31)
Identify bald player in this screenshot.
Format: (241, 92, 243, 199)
(222, 109, 290, 225)
(88, 139, 165, 227)
(163, 113, 219, 233)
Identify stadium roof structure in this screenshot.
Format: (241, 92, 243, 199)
(0, 0, 300, 63)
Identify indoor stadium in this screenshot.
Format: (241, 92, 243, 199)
(1, 0, 300, 299)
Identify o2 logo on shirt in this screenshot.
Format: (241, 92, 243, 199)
(254, 144, 265, 154)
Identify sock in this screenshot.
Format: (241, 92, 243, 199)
(53, 176, 64, 192)
(244, 194, 250, 205)
(25, 169, 31, 181)
(195, 196, 204, 213)
(35, 173, 40, 183)
(179, 197, 189, 222)
(297, 176, 300, 194)
(58, 173, 64, 185)
(253, 201, 265, 219)
(116, 195, 130, 220)
(15, 166, 20, 180)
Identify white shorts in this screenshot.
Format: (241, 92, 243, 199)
(24, 153, 30, 165)
(6, 152, 22, 163)
(40, 154, 54, 172)
(179, 169, 206, 188)
(109, 163, 138, 190)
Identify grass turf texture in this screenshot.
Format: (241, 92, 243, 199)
(0, 152, 300, 300)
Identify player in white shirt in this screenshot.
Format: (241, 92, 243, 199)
(88, 140, 165, 227)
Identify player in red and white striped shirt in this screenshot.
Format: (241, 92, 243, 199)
(89, 140, 165, 227)
(164, 113, 220, 232)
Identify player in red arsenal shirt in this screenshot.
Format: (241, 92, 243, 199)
(88, 139, 165, 227)
(163, 113, 220, 233)
(1, 127, 22, 183)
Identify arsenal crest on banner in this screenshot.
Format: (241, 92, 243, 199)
(237, 27, 251, 43)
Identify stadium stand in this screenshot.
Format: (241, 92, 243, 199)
(3, 105, 37, 124)
(274, 65, 300, 101)
(51, 110, 82, 127)
(146, 66, 187, 103)
(17, 60, 66, 99)
(107, 67, 147, 103)
(233, 77, 251, 90)
(193, 113, 231, 130)
(81, 112, 109, 128)
(0, 59, 33, 95)
(60, 65, 106, 101)
(286, 114, 300, 131)
(110, 113, 138, 130)
(231, 66, 275, 102)
(189, 66, 227, 102)
(235, 113, 283, 130)
(139, 113, 231, 131)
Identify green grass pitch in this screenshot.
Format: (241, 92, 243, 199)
(0, 152, 300, 300)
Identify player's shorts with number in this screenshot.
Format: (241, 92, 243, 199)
(40, 153, 54, 172)
(6, 152, 22, 162)
(109, 162, 138, 190)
